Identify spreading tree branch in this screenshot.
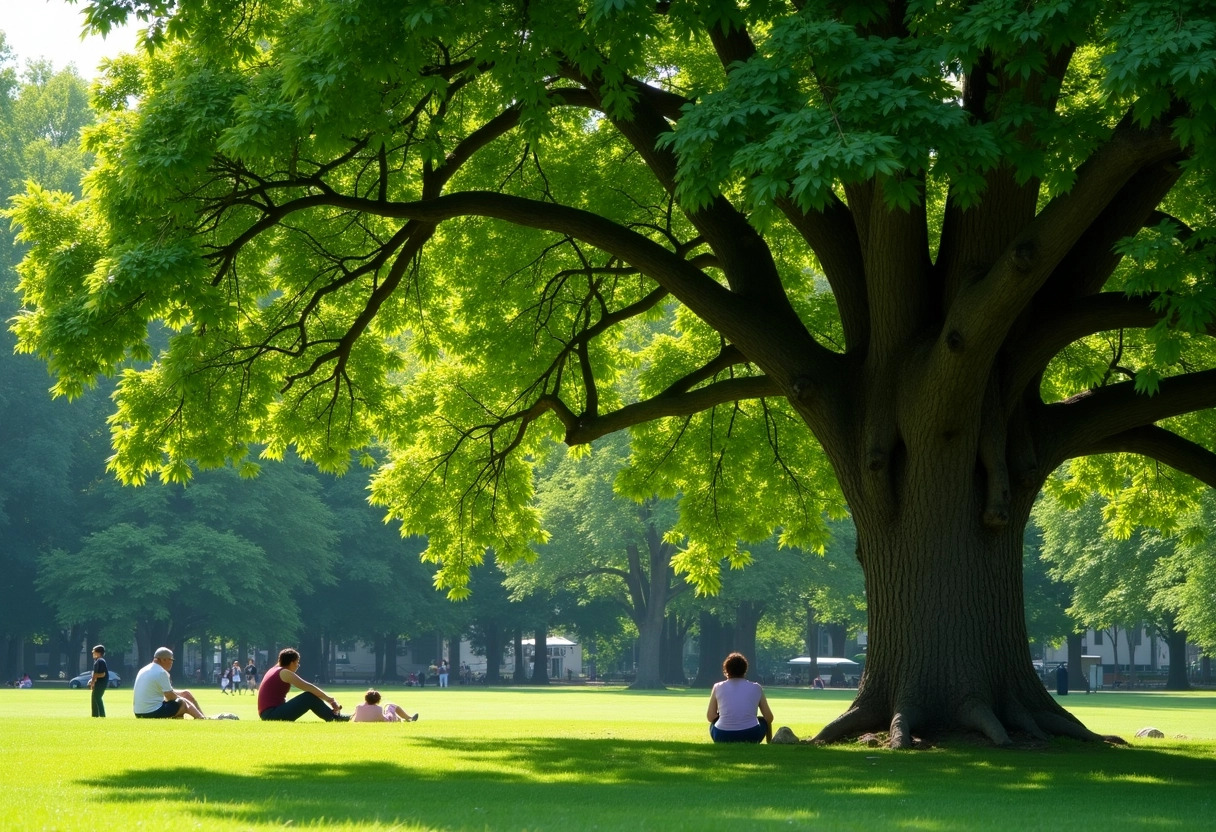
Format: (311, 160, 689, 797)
(1081, 425, 1216, 489)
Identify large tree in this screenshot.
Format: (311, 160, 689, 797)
(11, 1, 1216, 745)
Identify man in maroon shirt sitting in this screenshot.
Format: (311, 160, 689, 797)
(257, 647, 350, 721)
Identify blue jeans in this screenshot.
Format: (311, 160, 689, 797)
(710, 717, 768, 743)
(259, 692, 339, 722)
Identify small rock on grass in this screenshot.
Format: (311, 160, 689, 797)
(771, 726, 799, 744)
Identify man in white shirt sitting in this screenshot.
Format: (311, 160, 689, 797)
(132, 647, 219, 719)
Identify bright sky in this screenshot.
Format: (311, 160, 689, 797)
(0, 0, 137, 79)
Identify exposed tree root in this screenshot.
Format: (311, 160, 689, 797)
(1032, 710, 1126, 744)
(957, 699, 1012, 746)
(1002, 698, 1050, 741)
(889, 705, 923, 749)
(810, 683, 1122, 748)
(810, 704, 886, 744)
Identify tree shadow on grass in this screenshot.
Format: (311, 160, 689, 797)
(78, 737, 1216, 830)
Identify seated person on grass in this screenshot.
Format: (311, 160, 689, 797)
(133, 647, 225, 719)
(352, 689, 418, 722)
(707, 652, 774, 744)
(257, 647, 349, 721)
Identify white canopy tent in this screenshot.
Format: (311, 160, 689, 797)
(787, 656, 861, 687)
(787, 657, 860, 668)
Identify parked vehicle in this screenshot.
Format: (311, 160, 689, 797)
(68, 671, 121, 689)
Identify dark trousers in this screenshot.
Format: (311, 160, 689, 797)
(91, 681, 107, 717)
(710, 717, 768, 743)
(259, 691, 338, 722)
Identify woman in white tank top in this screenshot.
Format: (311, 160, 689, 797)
(707, 652, 774, 743)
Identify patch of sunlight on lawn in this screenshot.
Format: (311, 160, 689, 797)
(750, 807, 823, 823)
(999, 780, 1051, 791)
(897, 818, 950, 830)
(1087, 772, 1171, 785)
(831, 782, 906, 796)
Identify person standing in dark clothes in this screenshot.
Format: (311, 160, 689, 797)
(1056, 663, 1069, 696)
(89, 645, 108, 717)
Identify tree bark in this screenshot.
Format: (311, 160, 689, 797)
(529, 626, 550, 685)
(734, 601, 763, 676)
(692, 611, 723, 688)
(814, 503, 1102, 747)
(1164, 625, 1190, 691)
(661, 613, 689, 685)
(483, 622, 503, 684)
(513, 629, 526, 683)
(1067, 632, 1085, 691)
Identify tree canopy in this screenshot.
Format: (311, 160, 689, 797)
(9, 0, 1216, 745)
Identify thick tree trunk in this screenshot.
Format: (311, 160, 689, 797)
(692, 611, 723, 688)
(734, 601, 763, 676)
(483, 622, 503, 683)
(814, 506, 1104, 748)
(661, 614, 688, 685)
(513, 629, 526, 683)
(529, 626, 549, 685)
(825, 622, 847, 657)
(1067, 633, 1085, 691)
(629, 598, 666, 689)
(805, 606, 821, 686)
(1164, 626, 1190, 691)
(385, 635, 400, 681)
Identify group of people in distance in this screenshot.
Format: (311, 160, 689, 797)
(96, 643, 770, 742)
(119, 646, 417, 723)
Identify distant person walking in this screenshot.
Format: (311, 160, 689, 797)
(230, 661, 243, 695)
(706, 652, 774, 744)
(89, 645, 108, 717)
(245, 659, 258, 692)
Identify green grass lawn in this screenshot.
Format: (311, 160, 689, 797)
(1, 685, 1213, 831)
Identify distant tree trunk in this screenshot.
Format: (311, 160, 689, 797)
(449, 635, 462, 677)
(721, 623, 736, 655)
(483, 622, 503, 684)
(172, 636, 186, 682)
(386, 635, 400, 680)
(825, 622, 847, 657)
(661, 613, 689, 685)
(1201, 655, 1211, 685)
(1067, 632, 1085, 691)
(373, 636, 385, 680)
(625, 513, 680, 691)
(530, 626, 549, 685)
(630, 579, 666, 689)
(513, 629, 526, 683)
(1164, 624, 1190, 691)
(692, 612, 723, 688)
(300, 631, 324, 683)
(734, 601, 764, 673)
(23, 641, 34, 677)
(805, 606, 821, 686)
